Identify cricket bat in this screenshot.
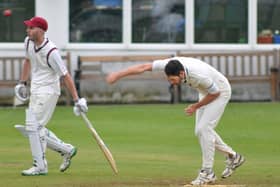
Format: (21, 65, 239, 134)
(80, 112, 118, 174)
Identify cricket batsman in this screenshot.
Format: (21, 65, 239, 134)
(106, 57, 245, 185)
(14, 16, 88, 176)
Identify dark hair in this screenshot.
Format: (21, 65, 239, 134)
(164, 60, 184, 76)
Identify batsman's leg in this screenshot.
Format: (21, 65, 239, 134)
(33, 94, 77, 172)
(21, 108, 47, 176)
(46, 129, 77, 172)
(15, 124, 77, 172)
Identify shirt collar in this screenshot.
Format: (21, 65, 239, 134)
(34, 38, 49, 53)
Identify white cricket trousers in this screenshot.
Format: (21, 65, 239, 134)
(29, 94, 59, 127)
(28, 93, 73, 156)
(195, 91, 235, 169)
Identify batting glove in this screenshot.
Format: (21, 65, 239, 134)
(73, 98, 88, 116)
(14, 81, 29, 102)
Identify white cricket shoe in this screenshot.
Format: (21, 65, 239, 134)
(190, 169, 216, 185)
(222, 153, 245, 178)
(21, 166, 48, 176)
(59, 147, 77, 172)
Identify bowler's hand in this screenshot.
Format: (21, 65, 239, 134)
(73, 98, 88, 116)
(185, 104, 198, 116)
(106, 72, 119, 84)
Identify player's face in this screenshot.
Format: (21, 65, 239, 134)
(167, 71, 186, 85)
(26, 26, 42, 41)
(167, 75, 181, 85)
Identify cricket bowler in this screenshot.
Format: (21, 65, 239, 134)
(14, 16, 88, 176)
(106, 57, 245, 185)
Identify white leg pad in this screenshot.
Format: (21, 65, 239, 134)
(46, 129, 73, 155)
(15, 124, 28, 137)
(25, 108, 46, 170)
(15, 124, 73, 155)
(39, 127, 47, 154)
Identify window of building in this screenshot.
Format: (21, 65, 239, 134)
(257, 0, 280, 44)
(132, 0, 185, 43)
(0, 0, 34, 42)
(70, 0, 122, 43)
(195, 0, 248, 44)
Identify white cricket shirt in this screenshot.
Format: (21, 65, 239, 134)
(152, 57, 231, 95)
(24, 37, 68, 95)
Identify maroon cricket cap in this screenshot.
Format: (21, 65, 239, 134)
(24, 16, 48, 31)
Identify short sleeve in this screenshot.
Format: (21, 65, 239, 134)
(152, 58, 171, 71)
(48, 50, 68, 77)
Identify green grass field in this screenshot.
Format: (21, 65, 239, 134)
(0, 103, 280, 187)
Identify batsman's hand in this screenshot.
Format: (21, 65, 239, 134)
(14, 82, 29, 102)
(73, 98, 88, 116)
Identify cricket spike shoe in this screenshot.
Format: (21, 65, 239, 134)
(60, 147, 77, 172)
(21, 166, 48, 176)
(222, 153, 245, 178)
(190, 169, 216, 185)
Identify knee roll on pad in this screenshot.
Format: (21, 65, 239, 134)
(25, 108, 39, 132)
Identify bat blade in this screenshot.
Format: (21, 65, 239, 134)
(81, 112, 118, 174)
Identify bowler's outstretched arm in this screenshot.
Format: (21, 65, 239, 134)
(106, 63, 152, 84)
